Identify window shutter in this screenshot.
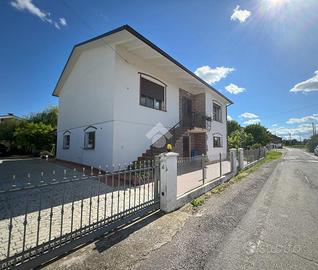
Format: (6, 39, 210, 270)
(140, 77, 164, 101)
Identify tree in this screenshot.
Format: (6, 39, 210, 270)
(228, 129, 254, 149)
(306, 134, 318, 152)
(227, 120, 241, 136)
(29, 106, 58, 128)
(244, 124, 270, 146)
(15, 122, 55, 153)
(0, 119, 21, 142)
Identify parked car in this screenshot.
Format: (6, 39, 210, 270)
(314, 145, 318, 156)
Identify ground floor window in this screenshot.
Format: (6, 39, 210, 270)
(63, 132, 70, 149)
(84, 129, 96, 149)
(213, 136, 222, 148)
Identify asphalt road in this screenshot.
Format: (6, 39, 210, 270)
(136, 148, 318, 270)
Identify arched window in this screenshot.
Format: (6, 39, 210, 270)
(63, 131, 71, 149)
(213, 132, 223, 148)
(84, 126, 97, 149)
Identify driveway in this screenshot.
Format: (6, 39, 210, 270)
(0, 159, 155, 261)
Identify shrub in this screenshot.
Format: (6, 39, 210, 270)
(306, 135, 318, 152)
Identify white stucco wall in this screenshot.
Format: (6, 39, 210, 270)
(111, 53, 180, 165)
(56, 46, 115, 167)
(205, 91, 228, 161)
(56, 42, 229, 167)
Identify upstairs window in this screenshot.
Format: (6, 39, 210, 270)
(213, 103, 222, 122)
(63, 132, 70, 149)
(84, 127, 96, 149)
(140, 74, 166, 111)
(213, 136, 222, 148)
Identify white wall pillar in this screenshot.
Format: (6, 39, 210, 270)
(159, 152, 179, 213)
(230, 148, 238, 175)
(238, 148, 244, 170)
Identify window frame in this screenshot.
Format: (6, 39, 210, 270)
(62, 131, 71, 150)
(83, 126, 96, 150)
(139, 73, 167, 112)
(213, 135, 222, 148)
(213, 102, 222, 123)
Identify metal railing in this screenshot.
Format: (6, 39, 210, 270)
(0, 161, 160, 269)
(177, 153, 232, 196)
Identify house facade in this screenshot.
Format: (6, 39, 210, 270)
(53, 25, 233, 168)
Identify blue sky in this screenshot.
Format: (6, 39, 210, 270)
(1, 0, 318, 139)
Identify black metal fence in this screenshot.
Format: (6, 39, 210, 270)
(0, 161, 160, 269)
(176, 153, 233, 196)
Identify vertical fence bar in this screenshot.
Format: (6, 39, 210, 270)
(143, 161, 146, 203)
(117, 165, 121, 216)
(88, 167, 94, 226)
(60, 171, 67, 242)
(22, 188, 30, 253)
(219, 153, 222, 177)
(6, 196, 13, 260)
(154, 157, 159, 201)
(133, 163, 137, 207)
(36, 189, 42, 248)
(111, 165, 114, 218)
(128, 164, 132, 210)
(104, 165, 108, 222)
(123, 165, 126, 213)
(138, 161, 142, 205)
(147, 160, 150, 202)
(96, 166, 101, 223)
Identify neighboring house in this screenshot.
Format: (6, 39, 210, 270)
(269, 134, 283, 149)
(53, 25, 233, 169)
(0, 113, 23, 123)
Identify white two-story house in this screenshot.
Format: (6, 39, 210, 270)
(53, 25, 233, 168)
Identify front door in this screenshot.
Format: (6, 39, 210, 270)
(182, 96, 192, 127)
(183, 136, 190, 157)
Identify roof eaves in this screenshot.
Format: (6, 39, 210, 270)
(52, 24, 233, 105)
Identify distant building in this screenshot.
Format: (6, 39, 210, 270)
(0, 113, 23, 123)
(269, 134, 283, 149)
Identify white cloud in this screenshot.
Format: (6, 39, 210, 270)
(272, 124, 278, 127)
(269, 124, 313, 139)
(286, 114, 318, 124)
(240, 112, 258, 119)
(59, 17, 67, 26)
(243, 119, 261, 125)
(227, 115, 233, 121)
(11, 0, 67, 29)
(194, 66, 235, 85)
(231, 5, 251, 23)
(225, 83, 246, 94)
(290, 70, 318, 93)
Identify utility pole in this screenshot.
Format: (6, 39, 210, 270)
(313, 122, 315, 136)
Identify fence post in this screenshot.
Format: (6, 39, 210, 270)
(154, 155, 160, 200)
(202, 154, 206, 185)
(238, 148, 244, 170)
(159, 152, 179, 213)
(230, 148, 238, 175)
